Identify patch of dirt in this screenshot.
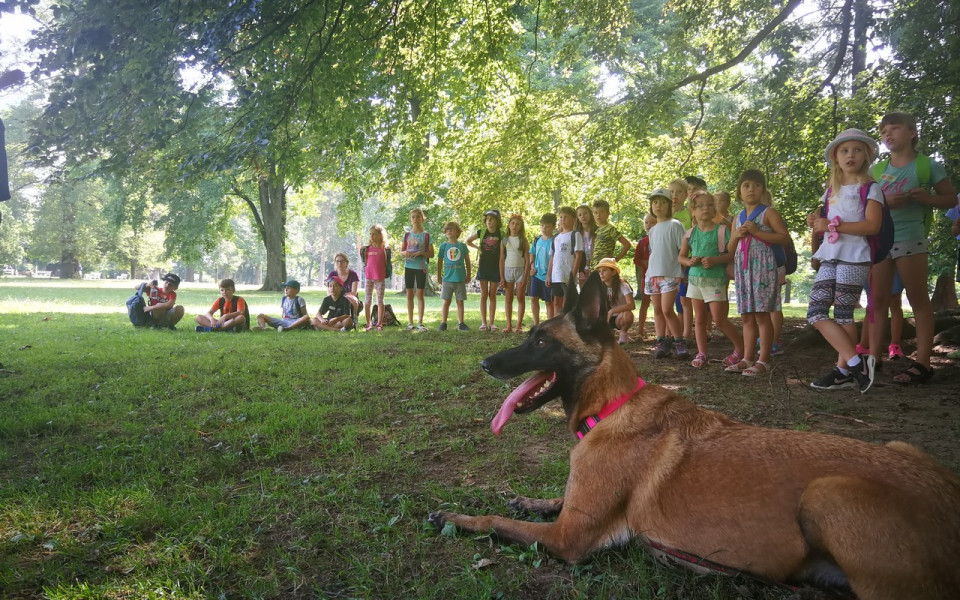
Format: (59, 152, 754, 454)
(624, 318, 960, 471)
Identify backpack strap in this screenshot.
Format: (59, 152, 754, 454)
(916, 154, 930, 188)
(218, 296, 225, 314)
(717, 224, 727, 255)
(871, 161, 888, 183)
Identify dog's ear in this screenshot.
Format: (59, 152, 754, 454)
(573, 271, 608, 330)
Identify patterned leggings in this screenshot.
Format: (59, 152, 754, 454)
(807, 261, 871, 326)
(365, 279, 385, 308)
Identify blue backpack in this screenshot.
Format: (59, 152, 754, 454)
(737, 206, 797, 275)
(126, 285, 152, 327)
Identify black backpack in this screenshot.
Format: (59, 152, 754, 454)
(371, 304, 400, 327)
(819, 182, 894, 265)
(126, 285, 152, 327)
(217, 296, 251, 331)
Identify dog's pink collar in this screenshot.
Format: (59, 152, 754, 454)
(576, 377, 645, 440)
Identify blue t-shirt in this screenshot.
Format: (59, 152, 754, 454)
(439, 241, 469, 282)
(876, 157, 949, 242)
(946, 205, 960, 241)
(281, 296, 307, 319)
(530, 235, 554, 281)
(402, 231, 431, 271)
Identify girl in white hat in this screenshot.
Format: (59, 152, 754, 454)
(806, 128, 883, 393)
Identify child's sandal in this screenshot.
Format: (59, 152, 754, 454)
(515, 324, 524, 333)
(503, 326, 513, 333)
(891, 361, 933, 384)
(691, 353, 707, 368)
(722, 350, 743, 367)
(724, 359, 754, 374)
(742, 360, 770, 377)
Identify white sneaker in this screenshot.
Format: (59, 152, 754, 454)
(404, 323, 416, 331)
(416, 324, 428, 332)
(252, 325, 267, 331)
(276, 326, 284, 333)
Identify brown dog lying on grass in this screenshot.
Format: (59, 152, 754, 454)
(429, 272, 960, 600)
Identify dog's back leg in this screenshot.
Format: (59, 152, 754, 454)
(798, 476, 960, 600)
(509, 496, 563, 518)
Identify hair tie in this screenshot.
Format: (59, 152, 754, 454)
(510, 213, 523, 221)
(827, 216, 842, 244)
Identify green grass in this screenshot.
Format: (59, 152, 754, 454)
(0, 278, 809, 599)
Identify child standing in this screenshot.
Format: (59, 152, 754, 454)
(633, 213, 656, 340)
(312, 276, 355, 331)
(575, 204, 598, 284)
(596, 257, 635, 344)
(546, 206, 584, 314)
(467, 209, 503, 331)
(869, 112, 957, 384)
(527, 213, 556, 325)
(499, 214, 530, 332)
(713, 191, 733, 227)
(402, 208, 434, 331)
(725, 170, 791, 376)
(645, 188, 687, 359)
(806, 129, 884, 392)
(140, 273, 185, 330)
(195, 278, 248, 332)
(360, 225, 391, 332)
(255, 280, 309, 332)
(438, 221, 472, 331)
(591, 200, 632, 269)
(678, 193, 742, 368)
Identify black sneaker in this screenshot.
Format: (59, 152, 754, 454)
(457, 322, 469, 331)
(850, 354, 877, 394)
(439, 322, 448, 331)
(654, 337, 672, 359)
(810, 367, 855, 390)
(673, 338, 690, 360)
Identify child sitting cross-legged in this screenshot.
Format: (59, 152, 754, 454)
(254, 280, 310, 332)
(195, 278, 248, 332)
(311, 276, 356, 331)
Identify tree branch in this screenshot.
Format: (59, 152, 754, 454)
(679, 79, 706, 172)
(230, 179, 266, 241)
(669, 0, 803, 91)
(817, 0, 854, 92)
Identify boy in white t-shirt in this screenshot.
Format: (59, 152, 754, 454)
(546, 206, 584, 314)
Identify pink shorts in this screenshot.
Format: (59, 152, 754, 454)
(644, 276, 681, 296)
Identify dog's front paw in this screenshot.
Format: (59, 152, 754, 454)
(509, 496, 563, 518)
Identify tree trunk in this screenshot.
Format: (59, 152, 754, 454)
(552, 188, 561, 211)
(185, 266, 195, 283)
(851, 0, 869, 94)
(931, 273, 959, 313)
(783, 279, 792, 304)
(59, 190, 81, 279)
(257, 165, 287, 291)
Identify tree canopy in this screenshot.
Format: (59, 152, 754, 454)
(4, 0, 959, 283)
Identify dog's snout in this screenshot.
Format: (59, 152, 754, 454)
(481, 359, 492, 374)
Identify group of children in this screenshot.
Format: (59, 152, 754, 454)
(136, 111, 958, 393)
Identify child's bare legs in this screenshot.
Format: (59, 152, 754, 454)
(441, 298, 452, 324)
(652, 295, 665, 337)
(479, 280, 491, 327)
(545, 300, 556, 320)
(867, 259, 894, 364)
(283, 316, 311, 331)
(516, 283, 526, 330)
(406, 287, 415, 326)
(680, 296, 693, 339)
(660, 290, 682, 339)
(456, 299, 465, 325)
(256, 314, 269, 329)
(710, 301, 742, 355)
(531, 297, 540, 325)
(504, 281, 515, 331)
(812, 318, 859, 368)
(742, 313, 759, 363)
(692, 299, 709, 355)
(896, 254, 934, 378)
(615, 311, 634, 343)
(416, 287, 426, 326)
(890, 292, 903, 350)
(637, 292, 651, 339)
(195, 314, 215, 328)
(487, 283, 498, 328)
(755, 312, 774, 364)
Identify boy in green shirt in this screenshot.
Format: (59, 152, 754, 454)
(590, 200, 632, 270)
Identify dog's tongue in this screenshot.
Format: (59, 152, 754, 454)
(491, 371, 553, 436)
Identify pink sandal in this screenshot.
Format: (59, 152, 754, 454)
(691, 353, 707, 368)
(722, 350, 743, 367)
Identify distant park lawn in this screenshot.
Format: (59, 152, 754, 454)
(0, 278, 875, 599)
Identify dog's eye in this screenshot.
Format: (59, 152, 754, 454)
(534, 338, 547, 347)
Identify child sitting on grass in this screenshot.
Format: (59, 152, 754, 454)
(140, 273, 185, 330)
(254, 280, 310, 332)
(311, 276, 355, 331)
(195, 278, 248, 332)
